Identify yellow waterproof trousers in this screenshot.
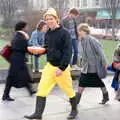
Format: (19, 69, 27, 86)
(36, 63, 75, 98)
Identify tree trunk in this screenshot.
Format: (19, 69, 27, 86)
(111, 18, 116, 40)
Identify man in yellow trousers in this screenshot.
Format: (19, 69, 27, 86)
(24, 8, 78, 120)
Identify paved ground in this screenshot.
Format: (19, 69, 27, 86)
(0, 76, 120, 120)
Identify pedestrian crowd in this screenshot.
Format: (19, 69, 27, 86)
(1, 7, 120, 120)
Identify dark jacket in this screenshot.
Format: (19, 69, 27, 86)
(44, 26, 72, 71)
(62, 16, 78, 40)
(8, 32, 32, 88)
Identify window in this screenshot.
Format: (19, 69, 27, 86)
(37, 0, 40, 5)
(77, 0, 80, 7)
(82, 0, 87, 7)
(95, 0, 99, 6)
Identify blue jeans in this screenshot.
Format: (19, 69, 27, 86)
(72, 39, 78, 65)
(34, 55, 40, 71)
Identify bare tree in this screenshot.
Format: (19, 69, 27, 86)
(102, 0, 120, 40)
(0, 0, 28, 28)
(48, 0, 70, 18)
(0, 0, 17, 27)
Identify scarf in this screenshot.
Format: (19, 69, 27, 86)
(17, 31, 29, 40)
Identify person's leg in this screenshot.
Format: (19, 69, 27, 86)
(24, 63, 56, 119)
(115, 76, 120, 101)
(34, 55, 39, 72)
(56, 66, 78, 119)
(24, 96, 46, 119)
(25, 83, 36, 96)
(2, 75, 14, 101)
(75, 73, 85, 104)
(71, 39, 78, 66)
(76, 87, 85, 104)
(100, 84, 109, 104)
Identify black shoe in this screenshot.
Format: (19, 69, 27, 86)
(100, 98, 109, 104)
(30, 90, 36, 96)
(100, 92, 109, 104)
(24, 114, 42, 119)
(67, 109, 78, 119)
(2, 96, 15, 101)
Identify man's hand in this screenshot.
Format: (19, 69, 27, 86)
(56, 68, 63, 77)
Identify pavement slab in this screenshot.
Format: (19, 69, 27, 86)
(0, 76, 120, 120)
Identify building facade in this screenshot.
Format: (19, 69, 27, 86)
(28, 0, 49, 10)
(28, 0, 104, 11)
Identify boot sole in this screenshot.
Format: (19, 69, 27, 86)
(24, 116, 42, 120)
(99, 99, 109, 104)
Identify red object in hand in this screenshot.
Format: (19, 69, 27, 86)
(112, 62, 120, 70)
(0, 44, 12, 62)
(27, 46, 46, 54)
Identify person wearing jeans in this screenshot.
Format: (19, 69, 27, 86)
(72, 38, 78, 65)
(34, 55, 39, 71)
(29, 21, 47, 72)
(62, 8, 80, 70)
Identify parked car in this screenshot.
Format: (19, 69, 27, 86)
(116, 31, 120, 40)
(90, 27, 113, 40)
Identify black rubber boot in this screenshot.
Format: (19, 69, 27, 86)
(100, 92, 109, 104)
(67, 97, 78, 120)
(76, 92, 81, 104)
(2, 78, 14, 101)
(24, 96, 46, 119)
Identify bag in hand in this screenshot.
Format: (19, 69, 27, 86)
(0, 44, 12, 62)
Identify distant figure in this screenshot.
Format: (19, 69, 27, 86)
(29, 21, 47, 72)
(2, 21, 35, 101)
(24, 8, 78, 120)
(62, 8, 80, 70)
(111, 44, 120, 101)
(76, 23, 109, 104)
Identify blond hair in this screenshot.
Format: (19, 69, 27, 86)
(43, 8, 59, 23)
(77, 23, 90, 34)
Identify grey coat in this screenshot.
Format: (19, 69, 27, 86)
(79, 35, 107, 73)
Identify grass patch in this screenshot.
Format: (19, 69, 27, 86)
(0, 39, 9, 49)
(0, 56, 9, 68)
(100, 40, 119, 64)
(28, 55, 47, 69)
(0, 40, 47, 69)
(0, 39, 119, 69)
(0, 27, 13, 40)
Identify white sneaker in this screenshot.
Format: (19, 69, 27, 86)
(71, 65, 80, 71)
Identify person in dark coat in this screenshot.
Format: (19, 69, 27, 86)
(111, 44, 120, 101)
(2, 21, 35, 101)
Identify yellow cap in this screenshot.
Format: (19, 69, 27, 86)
(43, 8, 59, 22)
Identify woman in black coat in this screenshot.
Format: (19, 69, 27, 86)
(2, 21, 35, 101)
